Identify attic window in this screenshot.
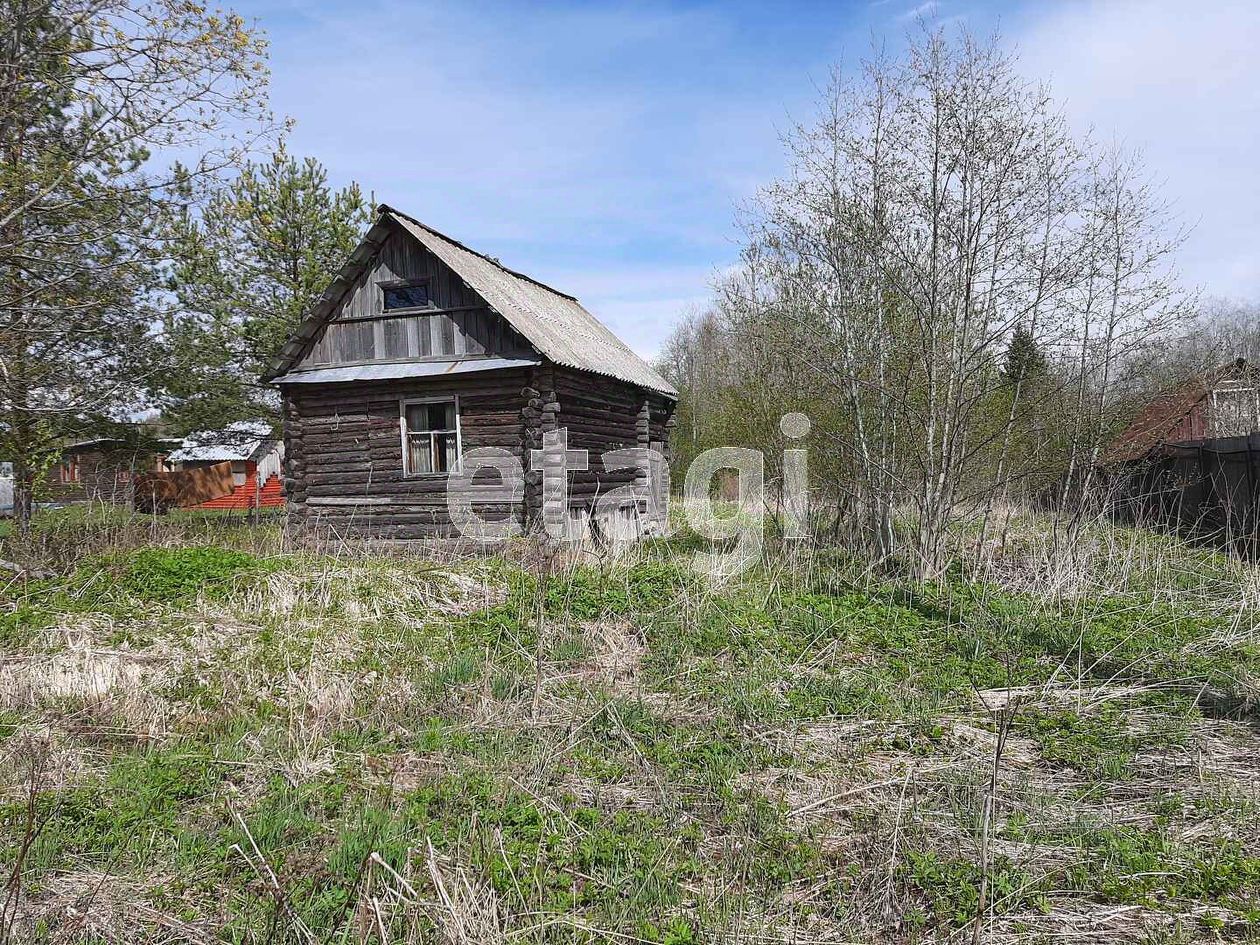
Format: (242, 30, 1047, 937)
(381, 279, 430, 311)
(1210, 385, 1260, 437)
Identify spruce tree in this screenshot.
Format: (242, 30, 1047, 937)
(1001, 324, 1049, 386)
(162, 146, 370, 432)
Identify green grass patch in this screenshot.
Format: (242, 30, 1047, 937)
(118, 546, 275, 604)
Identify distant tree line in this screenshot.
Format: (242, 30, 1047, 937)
(655, 30, 1250, 575)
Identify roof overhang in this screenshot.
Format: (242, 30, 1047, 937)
(63, 436, 184, 455)
(272, 357, 541, 386)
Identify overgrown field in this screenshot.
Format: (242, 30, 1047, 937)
(2, 513, 1259, 943)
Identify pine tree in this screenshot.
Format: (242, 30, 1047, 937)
(162, 146, 370, 432)
(0, 0, 271, 533)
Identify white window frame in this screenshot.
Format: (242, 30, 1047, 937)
(1209, 386, 1260, 437)
(400, 395, 463, 477)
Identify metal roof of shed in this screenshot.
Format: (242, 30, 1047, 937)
(168, 421, 277, 464)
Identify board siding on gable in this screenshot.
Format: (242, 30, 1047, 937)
(294, 226, 532, 371)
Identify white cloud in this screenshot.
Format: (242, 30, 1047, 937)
(898, 1, 939, 23)
(1013, 0, 1260, 300)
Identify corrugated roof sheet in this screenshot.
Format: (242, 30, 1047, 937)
(388, 213, 676, 396)
(265, 207, 677, 397)
(273, 357, 540, 385)
(168, 445, 260, 463)
(169, 421, 276, 464)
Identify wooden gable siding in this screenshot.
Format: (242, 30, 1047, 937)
(1208, 377, 1260, 437)
(294, 226, 533, 371)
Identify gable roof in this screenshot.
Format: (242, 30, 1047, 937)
(168, 421, 278, 464)
(62, 435, 183, 456)
(1103, 377, 1211, 464)
(1103, 359, 1252, 464)
(265, 206, 677, 397)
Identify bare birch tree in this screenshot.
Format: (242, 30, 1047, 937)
(665, 28, 1190, 575)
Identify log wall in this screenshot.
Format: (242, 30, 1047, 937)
(283, 363, 676, 540)
(521, 365, 674, 530)
(284, 369, 531, 540)
(44, 447, 169, 507)
(554, 366, 645, 509)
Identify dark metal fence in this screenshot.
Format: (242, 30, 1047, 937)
(1111, 433, 1260, 546)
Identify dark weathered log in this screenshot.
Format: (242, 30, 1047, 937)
(281, 353, 675, 538)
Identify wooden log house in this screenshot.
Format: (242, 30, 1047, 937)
(45, 435, 180, 508)
(264, 205, 678, 539)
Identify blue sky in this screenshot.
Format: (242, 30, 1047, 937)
(243, 0, 1260, 357)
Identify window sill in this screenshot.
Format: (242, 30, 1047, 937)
(401, 469, 462, 480)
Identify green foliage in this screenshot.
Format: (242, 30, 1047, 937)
(8, 744, 228, 873)
(604, 701, 783, 789)
(630, 561, 1260, 742)
(661, 917, 697, 944)
(4, 523, 1259, 941)
(543, 561, 694, 621)
(0, 0, 271, 533)
(0, 599, 55, 648)
(1001, 324, 1049, 386)
(1001, 821, 1260, 908)
(119, 546, 272, 604)
(1077, 831, 1260, 905)
(1016, 708, 1141, 780)
(162, 145, 370, 431)
(906, 850, 1045, 925)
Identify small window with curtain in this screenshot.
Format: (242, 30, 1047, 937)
(381, 279, 430, 311)
(402, 399, 460, 475)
